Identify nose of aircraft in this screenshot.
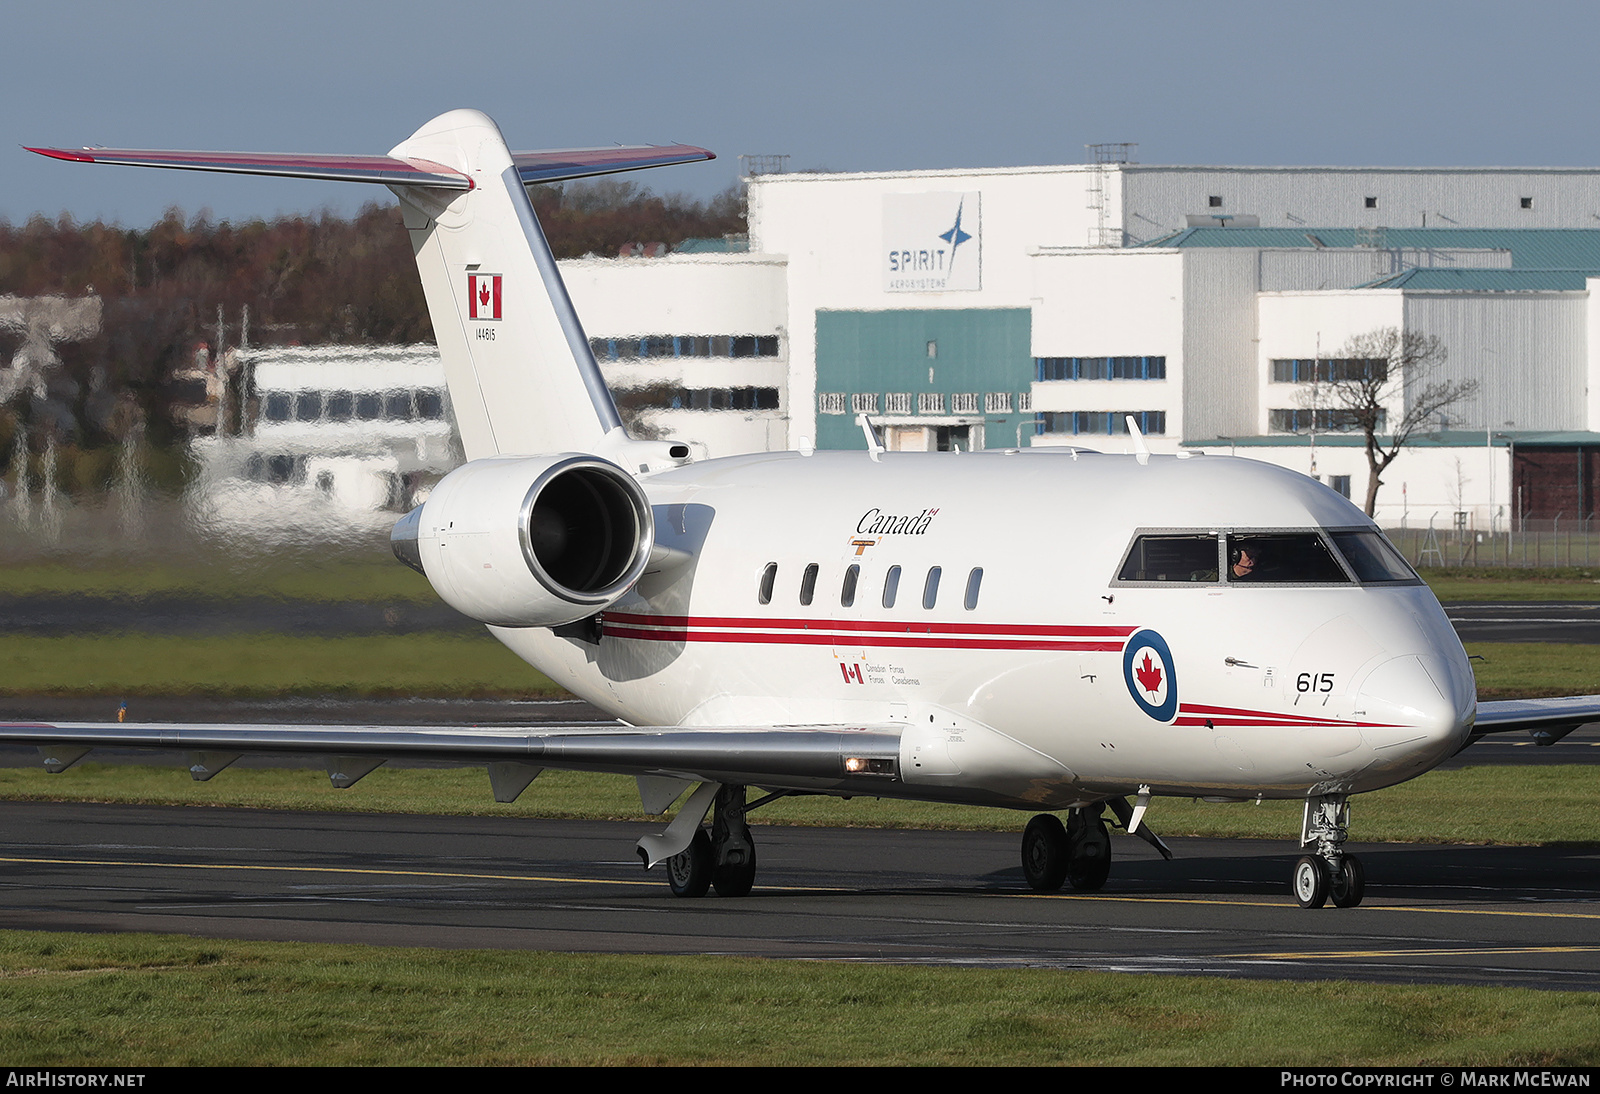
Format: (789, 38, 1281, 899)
(1355, 652, 1475, 779)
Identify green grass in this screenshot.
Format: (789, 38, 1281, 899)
(2, 763, 1593, 845)
(1421, 566, 1600, 602)
(1466, 641, 1600, 699)
(0, 930, 1592, 1065)
(0, 633, 559, 698)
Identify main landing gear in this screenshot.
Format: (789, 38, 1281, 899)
(665, 784, 759, 898)
(1021, 806, 1113, 891)
(1293, 794, 1365, 909)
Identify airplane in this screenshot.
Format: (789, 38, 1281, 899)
(13, 109, 1599, 909)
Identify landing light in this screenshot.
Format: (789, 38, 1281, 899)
(844, 756, 895, 776)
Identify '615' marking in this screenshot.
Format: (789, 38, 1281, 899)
(1297, 672, 1335, 693)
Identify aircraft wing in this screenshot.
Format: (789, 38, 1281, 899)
(1468, 696, 1600, 747)
(0, 720, 901, 796)
(26, 144, 713, 189)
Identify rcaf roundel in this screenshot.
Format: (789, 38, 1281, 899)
(1122, 628, 1178, 722)
(468, 273, 502, 320)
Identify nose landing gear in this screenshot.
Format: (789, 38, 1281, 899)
(1296, 794, 1365, 909)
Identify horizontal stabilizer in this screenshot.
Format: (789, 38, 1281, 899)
(512, 144, 714, 185)
(27, 143, 714, 190)
(25, 146, 472, 188)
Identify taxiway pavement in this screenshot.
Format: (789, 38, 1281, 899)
(0, 801, 1594, 990)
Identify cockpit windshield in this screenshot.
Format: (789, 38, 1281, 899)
(1114, 528, 1420, 587)
(1224, 533, 1346, 583)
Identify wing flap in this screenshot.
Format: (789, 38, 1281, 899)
(0, 721, 901, 790)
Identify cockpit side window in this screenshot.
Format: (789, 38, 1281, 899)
(1117, 534, 1220, 583)
(1330, 530, 1420, 583)
(1225, 533, 1349, 584)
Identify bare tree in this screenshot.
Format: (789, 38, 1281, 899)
(1300, 327, 1478, 517)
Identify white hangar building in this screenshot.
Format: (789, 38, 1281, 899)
(557, 157, 1600, 531)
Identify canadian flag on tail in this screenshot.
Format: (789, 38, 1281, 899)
(468, 273, 502, 320)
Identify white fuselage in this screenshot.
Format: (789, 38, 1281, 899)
(491, 448, 1476, 810)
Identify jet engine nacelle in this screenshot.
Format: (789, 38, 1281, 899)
(391, 454, 653, 628)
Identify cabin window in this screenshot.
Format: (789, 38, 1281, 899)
(1117, 534, 1220, 583)
(800, 563, 819, 606)
(883, 566, 901, 608)
(1330, 531, 1419, 583)
(1225, 533, 1349, 584)
(758, 563, 776, 605)
(922, 567, 941, 609)
(841, 564, 860, 607)
(964, 567, 983, 610)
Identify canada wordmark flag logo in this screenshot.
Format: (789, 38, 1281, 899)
(468, 273, 502, 320)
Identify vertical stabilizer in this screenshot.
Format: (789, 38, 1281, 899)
(387, 110, 623, 459)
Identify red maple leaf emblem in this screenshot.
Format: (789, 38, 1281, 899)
(479, 283, 491, 307)
(1135, 652, 1163, 696)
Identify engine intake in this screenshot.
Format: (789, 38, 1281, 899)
(393, 454, 652, 627)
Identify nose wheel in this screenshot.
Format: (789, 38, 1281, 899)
(1295, 795, 1365, 908)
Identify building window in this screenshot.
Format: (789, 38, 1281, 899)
(1521, 197, 1533, 210)
(1269, 408, 1385, 433)
(851, 393, 879, 414)
(984, 392, 1012, 413)
(589, 334, 782, 360)
(926, 340, 938, 358)
(671, 387, 780, 411)
(1034, 411, 1166, 436)
(1271, 358, 1387, 384)
(951, 393, 979, 414)
(818, 393, 847, 414)
(918, 393, 945, 415)
(1330, 475, 1352, 499)
(1017, 392, 1032, 412)
(1208, 195, 1223, 208)
(885, 392, 912, 414)
(1036, 356, 1167, 381)
(1364, 197, 1378, 209)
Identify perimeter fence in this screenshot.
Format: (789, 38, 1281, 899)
(1386, 519, 1600, 570)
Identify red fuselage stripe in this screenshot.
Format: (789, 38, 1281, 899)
(606, 623, 1124, 652)
(604, 611, 1135, 639)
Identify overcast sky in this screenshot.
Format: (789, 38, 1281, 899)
(5, 0, 1598, 226)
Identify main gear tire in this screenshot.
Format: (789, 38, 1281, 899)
(712, 835, 757, 898)
(1021, 814, 1070, 891)
(667, 829, 713, 898)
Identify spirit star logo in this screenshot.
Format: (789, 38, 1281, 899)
(1123, 629, 1178, 722)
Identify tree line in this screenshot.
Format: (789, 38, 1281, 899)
(0, 180, 745, 467)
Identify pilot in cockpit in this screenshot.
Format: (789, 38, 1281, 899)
(1229, 544, 1262, 580)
